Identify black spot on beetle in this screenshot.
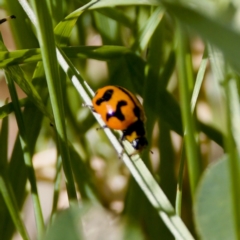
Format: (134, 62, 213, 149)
(106, 100, 127, 121)
(122, 120, 146, 137)
(133, 106, 141, 118)
(96, 89, 114, 105)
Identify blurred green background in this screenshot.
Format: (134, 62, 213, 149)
(0, 0, 240, 239)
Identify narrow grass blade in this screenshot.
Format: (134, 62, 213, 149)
(191, 48, 208, 112)
(4, 68, 45, 239)
(0, 46, 132, 67)
(176, 48, 208, 215)
(177, 24, 201, 196)
(4, 0, 38, 48)
(132, 6, 164, 52)
(0, 98, 29, 119)
(164, 2, 240, 74)
(0, 42, 53, 122)
(30, 0, 77, 201)
(224, 76, 240, 238)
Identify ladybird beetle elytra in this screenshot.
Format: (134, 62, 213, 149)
(91, 85, 148, 154)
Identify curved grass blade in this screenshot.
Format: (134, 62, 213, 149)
(0, 46, 132, 67)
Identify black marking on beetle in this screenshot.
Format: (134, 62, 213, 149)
(96, 89, 114, 105)
(106, 100, 127, 121)
(122, 120, 146, 138)
(121, 120, 148, 150)
(133, 106, 141, 119)
(132, 137, 148, 150)
(117, 86, 136, 105)
(118, 86, 142, 119)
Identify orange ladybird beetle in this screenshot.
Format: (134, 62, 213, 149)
(91, 85, 148, 153)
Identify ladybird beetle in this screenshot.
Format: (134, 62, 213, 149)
(91, 85, 148, 153)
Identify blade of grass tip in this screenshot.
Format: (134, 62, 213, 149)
(175, 141, 185, 217)
(0, 48, 42, 68)
(224, 75, 240, 239)
(50, 154, 62, 222)
(191, 48, 208, 112)
(29, 0, 77, 202)
(176, 48, 208, 215)
(177, 23, 201, 197)
(4, 69, 44, 239)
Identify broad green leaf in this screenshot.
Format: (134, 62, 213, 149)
(194, 156, 237, 240)
(44, 204, 145, 240)
(44, 206, 84, 240)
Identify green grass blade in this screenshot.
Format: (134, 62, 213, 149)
(0, 112, 29, 239)
(176, 48, 208, 215)
(191, 48, 208, 112)
(6, 66, 53, 121)
(4, 68, 45, 239)
(0, 46, 132, 67)
(50, 155, 62, 219)
(164, 2, 240, 74)
(224, 76, 240, 238)
(0, 98, 28, 119)
(3, 92, 47, 238)
(4, 0, 38, 48)
(89, 0, 159, 8)
(177, 24, 201, 196)
(0, 175, 29, 240)
(30, 0, 77, 201)
(0, 43, 53, 122)
(132, 6, 164, 52)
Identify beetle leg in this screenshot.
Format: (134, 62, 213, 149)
(82, 103, 95, 112)
(96, 125, 108, 131)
